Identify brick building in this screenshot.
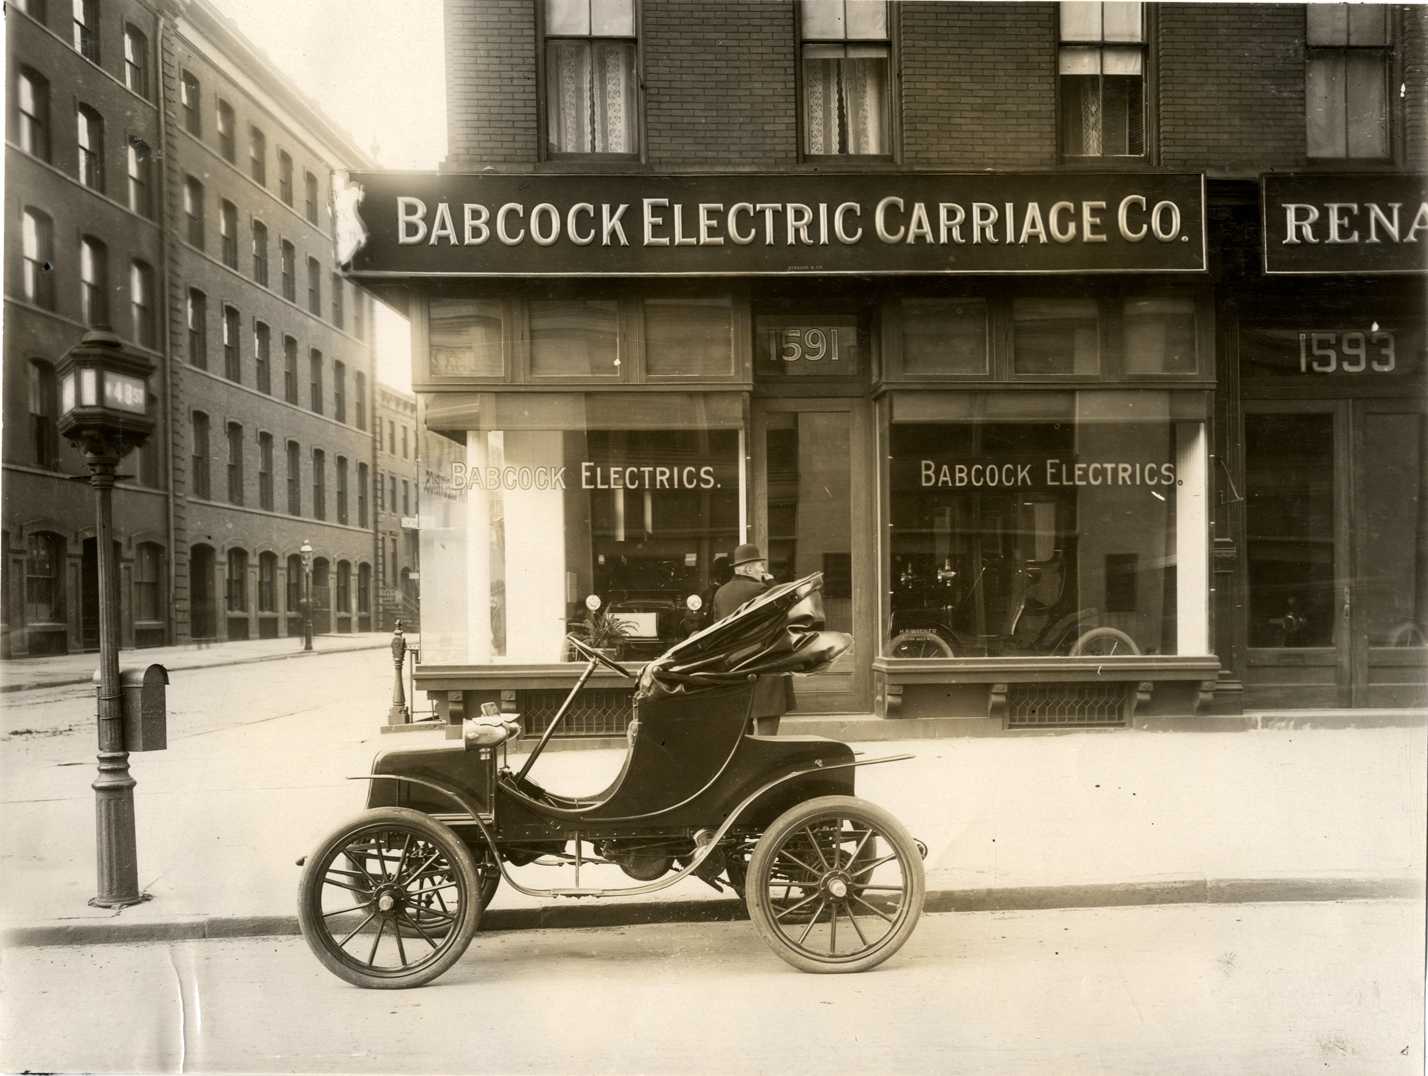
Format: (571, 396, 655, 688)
(373, 383, 422, 630)
(344, 1, 1426, 731)
(4, 0, 387, 654)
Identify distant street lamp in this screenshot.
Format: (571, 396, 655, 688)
(56, 328, 155, 908)
(300, 539, 313, 651)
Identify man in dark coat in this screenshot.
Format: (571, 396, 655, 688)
(711, 543, 771, 620)
(710, 544, 791, 732)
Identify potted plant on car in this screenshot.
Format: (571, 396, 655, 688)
(565, 595, 636, 661)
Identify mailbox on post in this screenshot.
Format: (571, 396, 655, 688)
(94, 664, 168, 751)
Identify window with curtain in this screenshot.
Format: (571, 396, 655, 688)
(544, 0, 638, 156)
(800, 0, 891, 157)
(1059, 1, 1145, 158)
(1306, 3, 1390, 158)
(22, 209, 54, 310)
(77, 105, 104, 191)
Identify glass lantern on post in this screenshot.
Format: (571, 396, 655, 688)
(55, 329, 156, 908)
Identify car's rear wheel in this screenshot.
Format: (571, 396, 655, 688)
(298, 807, 480, 988)
(746, 796, 925, 974)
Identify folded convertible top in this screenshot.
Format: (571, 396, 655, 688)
(635, 572, 852, 701)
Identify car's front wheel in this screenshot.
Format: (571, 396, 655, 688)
(297, 807, 481, 988)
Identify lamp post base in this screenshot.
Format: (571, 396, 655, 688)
(90, 749, 151, 907)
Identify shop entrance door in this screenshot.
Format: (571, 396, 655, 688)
(752, 400, 872, 713)
(1243, 399, 1427, 708)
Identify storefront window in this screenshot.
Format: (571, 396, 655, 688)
(420, 392, 743, 664)
(887, 390, 1208, 658)
(644, 299, 735, 379)
(900, 299, 988, 376)
(1122, 296, 1197, 374)
(1012, 297, 1100, 375)
(428, 297, 505, 378)
(531, 299, 620, 378)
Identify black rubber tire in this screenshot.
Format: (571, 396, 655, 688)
(888, 629, 954, 658)
(1069, 627, 1140, 656)
(746, 796, 925, 974)
(297, 807, 480, 989)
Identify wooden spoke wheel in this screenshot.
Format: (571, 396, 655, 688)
(298, 808, 481, 989)
(746, 796, 925, 974)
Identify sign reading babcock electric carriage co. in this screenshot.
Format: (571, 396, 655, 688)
(341, 172, 1207, 277)
(1262, 173, 1428, 275)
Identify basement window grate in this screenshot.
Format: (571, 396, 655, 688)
(1006, 682, 1130, 729)
(519, 688, 635, 738)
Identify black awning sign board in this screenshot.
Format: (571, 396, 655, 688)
(341, 171, 1207, 277)
(1262, 173, 1428, 275)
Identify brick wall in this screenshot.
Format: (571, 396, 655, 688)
(1159, 4, 1305, 176)
(443, 0, 536, 168)
(901, 2, 1057, 169)
(644, 1, 797, 168)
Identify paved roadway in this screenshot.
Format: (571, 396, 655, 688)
(2, 899, 1421, 1075)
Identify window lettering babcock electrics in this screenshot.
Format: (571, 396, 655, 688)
(342, 172, 1208, 275)
(918, 459, 1179, 489)
(394, 194, 1187, 249)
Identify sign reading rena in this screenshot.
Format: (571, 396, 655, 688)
(1262, 173, 1428, 275)
(342, 171, 1207, 277)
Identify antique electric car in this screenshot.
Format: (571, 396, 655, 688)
(296, 574, 927, 988)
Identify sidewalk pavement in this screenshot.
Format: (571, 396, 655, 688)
(1, 637, 1423, 948)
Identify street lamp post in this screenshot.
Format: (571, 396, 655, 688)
(300, 539, 313, 651)
(55, 329, 155, 908)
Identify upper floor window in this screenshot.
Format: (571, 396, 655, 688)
(336, 457, 349, 524)
(217, 99, 236, 161)
(73, 0, 99, 62)
(124, 25, 150, 98)
(15, 0, 47, 21)
(353, 293, 366, 340)
(283, 335, 299, 403)
(250, 126, 266, 184)
(281, 240, 296, 301)
(80, 235, 108, 325)
(188, 288, 207, 368)
(226, 422, 245, 506)
(220, 199, 238, 267)
(334, 360, 347, 422)
(184, 175, 205, 247)
(77, 105, 104, 191)
(252, 219, 269, 286)
(192, 411, 211, 499)
(223, 304, 241, 381)
(28, 359, 59, 468)
(799, 0, 891, 157)
(127, 138, 152, 217)
(304, 170, 319, 224)
(17, 68, 51, 161)
(357, 462, 369, 527)
(543, 0, 638, 157)
(255, 321, 272, 394)
(181, 71, 201, 135)
(331, 273, 344, 328)
(310, 349, 324, 413)
(286, 440, 301, 515)
(1059, 2, 1146, 158)
(21, 208, 55, 310)
(258, 433, 275, 511)
(312, 448, 327, 520)
(1306, 3, 1391, 158)
(354, 371, 367, 430)
(278, 150, 293, 204)
(307, 257, 322, 314)
(130, 259, 155, 347)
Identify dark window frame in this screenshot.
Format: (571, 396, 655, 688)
(537, 0, 644, 162)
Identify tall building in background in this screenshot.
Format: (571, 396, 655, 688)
(373, 383, 421, 631)
(4, 0, 388, 655)
(345, 1, 1425, 733)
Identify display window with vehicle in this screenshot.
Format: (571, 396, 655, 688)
(885, 388, 1211, 661)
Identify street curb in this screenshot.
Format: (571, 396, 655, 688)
(0, 640, 390, 694)
(5, 876, 1420, 948)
